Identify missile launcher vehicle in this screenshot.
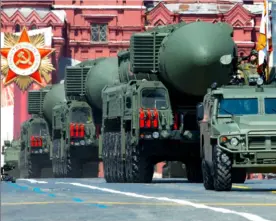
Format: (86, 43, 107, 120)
(198, 77, 276, 191)
(1, 140, 20, 178)
(19, 87, 52, 178)
(28, 82, 99, 178)
(65, 21, 237, 183)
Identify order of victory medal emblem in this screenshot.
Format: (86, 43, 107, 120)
(0, 27, 55, 91)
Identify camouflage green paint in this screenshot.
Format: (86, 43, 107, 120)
(2, 140, 20, 177)
(200, 83, 276, 172)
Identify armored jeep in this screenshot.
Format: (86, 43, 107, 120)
(197, 79, 276, 191)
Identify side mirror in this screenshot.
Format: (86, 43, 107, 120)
(196, 102, 204, 121)
(1, 146, 5, 155)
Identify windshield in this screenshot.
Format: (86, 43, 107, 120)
(70, 107, 91, 123)
(31, 123, 48, 136)
(141, 88, 168, 109)
(218, 98, 258, 115)
(265, 98, 276, 114)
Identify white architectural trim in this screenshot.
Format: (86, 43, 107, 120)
(52, 5, 146, 10)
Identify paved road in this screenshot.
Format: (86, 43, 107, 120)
(1, 178, 276, 221)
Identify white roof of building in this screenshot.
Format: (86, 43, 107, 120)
(2, 7, 66, 22)
(153, 2, 264, 15)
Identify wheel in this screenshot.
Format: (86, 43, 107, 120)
(103, 132, 112, 182)
(232, 169, 246, 183)
(52, 158, 60, 178)
(202, 159, 214, 190)
(186, 160, 203, 183)
(114, 132, 127, 183)
(213, 146, 232, 191)
(125, 132, 154, 183)
(65, 150, 82, 178)
(28, 157, 42, 178)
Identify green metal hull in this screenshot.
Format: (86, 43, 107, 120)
(158, 22, 236, 96)
(43, 83, 66, 124)
(85, 57, 119, 110)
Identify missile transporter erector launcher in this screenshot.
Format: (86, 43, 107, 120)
(198, 80, 276, 191)
(2, 140, 20, 178)
(19, 89, 52, 178)
(52, 71, 99, 178)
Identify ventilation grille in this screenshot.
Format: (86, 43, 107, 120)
(129, 33, 167, 73)
(64, 66, 91, 99)
(28, 90, 48, 114)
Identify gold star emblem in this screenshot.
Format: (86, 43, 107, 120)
(0, 27, 55, 91)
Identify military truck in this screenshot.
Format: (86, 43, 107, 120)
(29, 82, 99, 178)
(19, 88, 52, 178)
(197, 77, 276, 191)
(64, 21, 237, 183)
(1, 140, 20, 178)
(49, 80, 99, 178)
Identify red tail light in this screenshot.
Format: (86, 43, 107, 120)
(31, 136, 35, 146)
(70, 123, 74, 137)
(30, 136, 43, 147)
(75, 123, 79, 137)
(79, 124, 85, 137)
(174, 112, 178, 130)
(139, 108, 145, 128)
(153, 108, 158, 128)
(146, 109, 151, 128)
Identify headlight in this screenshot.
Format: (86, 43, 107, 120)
(230, 137, 239, 146)
(80, 140, 85, 145)
(257, 77, 264, 85)
(152, 132, 159, 139)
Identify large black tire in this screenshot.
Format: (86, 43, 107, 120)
(186, 160, 203, 183)
(103, 132, 112, 182)
(114, 132, 127, 183)
(202, 159, 214, 190)
(232, 168, 246, 183)
(65, 150, 82, 178)
(125, 132, 154, 183)
(52, 158, 60, 178)
(213, 146, 232, 191)
(28, 158, 42, 178)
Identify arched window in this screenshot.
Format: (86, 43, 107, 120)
(30, 24, 37, 30)
(15, 24, 20, 32)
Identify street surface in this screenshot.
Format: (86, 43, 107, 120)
(1, 178, 276, 221)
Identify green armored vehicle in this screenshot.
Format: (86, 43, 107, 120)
(2, 140, 20, 178)
(48, 82, 99, 178)
(101, 21, 237, 183)
(28, 82, 98, 178)
(198, 78, 276, 191)
(19, 88, 52, 178)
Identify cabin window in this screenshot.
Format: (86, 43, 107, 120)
(141, 88, 168, 110)
(91, 24, 107, 42)
(31, 123, 48, 136)
(218, 98, 258, 115)
(264, 98, 276, 114)
(70, 107, 91, 123)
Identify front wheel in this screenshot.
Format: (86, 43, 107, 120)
(213, 146, 232, 191)
(125, 133, 154, 183)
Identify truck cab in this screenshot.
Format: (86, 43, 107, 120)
(102, 80, 173, 143)
(198, 79, 276, 191)
(101, 80, 174, 183)
(52, 100, 97, 177)
(19, 116, 51, 178)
